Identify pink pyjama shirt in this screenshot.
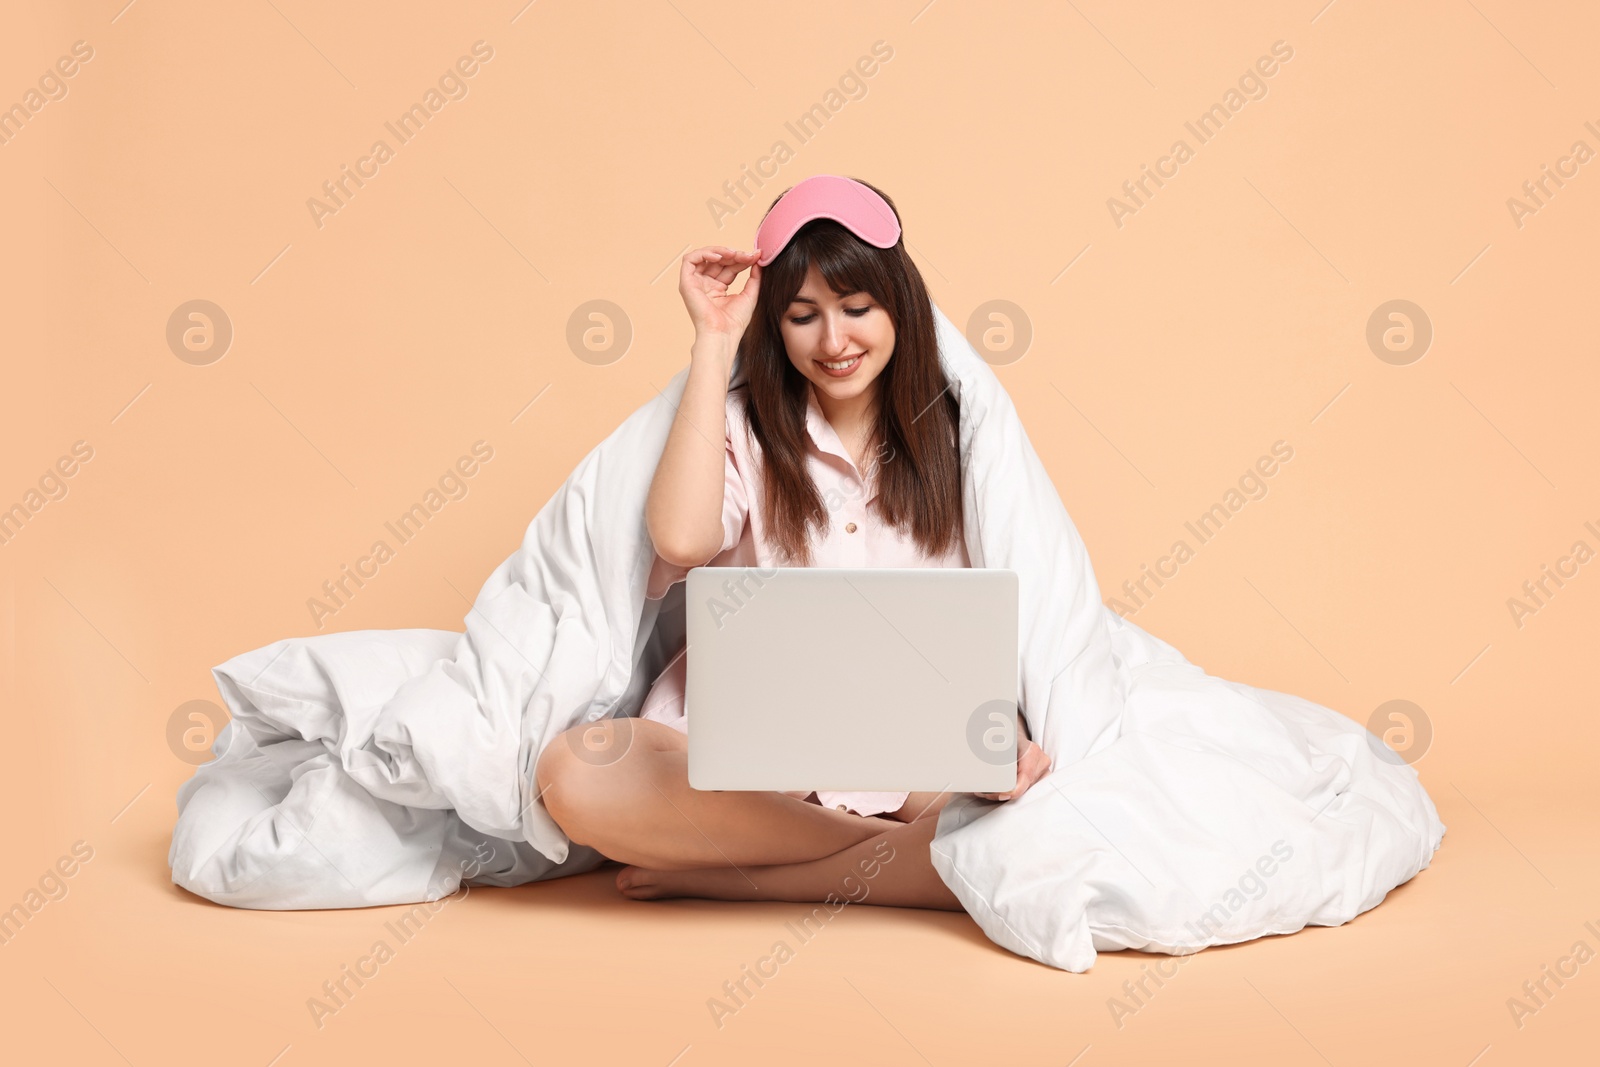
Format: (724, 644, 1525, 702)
(643, 380, 969, 817)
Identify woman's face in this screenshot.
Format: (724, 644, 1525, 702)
(778, 265, 895, 406)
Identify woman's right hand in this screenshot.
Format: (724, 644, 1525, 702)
(678, 245, 761, 343)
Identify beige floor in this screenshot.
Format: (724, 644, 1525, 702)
(0, 776, 1590, 1065)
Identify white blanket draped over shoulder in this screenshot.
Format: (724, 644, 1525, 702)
(169, 306, 1446, 972)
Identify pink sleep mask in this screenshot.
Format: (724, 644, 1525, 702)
(753, 175, 902, 267)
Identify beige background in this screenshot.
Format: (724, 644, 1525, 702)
(2, 0, 1597, 1063)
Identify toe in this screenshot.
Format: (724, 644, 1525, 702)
(616, 865, 659, 899)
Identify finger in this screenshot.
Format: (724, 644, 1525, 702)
(693, 249, 757, 291)
(724, 252, 760, 281)
(686, 267, 737, 298)
(1016, 753, 1051, 797)
(978, 767, 1023, 802)
(681, 250, 720, 287)
(730, 263, 761, 308)
(686, 252, 731, 282)
(679, 259, 708, 302)
(1021, 752, 1049, 786)
(696, 252, 732, 277)
(698, 259, 732, 283)
(689, 248, 739, 280)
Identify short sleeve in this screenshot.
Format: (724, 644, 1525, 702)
(645, 435, 748, 601)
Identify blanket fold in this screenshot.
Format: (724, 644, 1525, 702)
(169, 306, 1445, 971)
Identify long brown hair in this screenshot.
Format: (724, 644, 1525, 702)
(734, 179, 963, 566)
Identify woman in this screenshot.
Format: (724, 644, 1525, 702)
(535, 176, 1051, 909)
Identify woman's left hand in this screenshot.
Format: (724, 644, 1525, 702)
(972, 737, 1052, 803)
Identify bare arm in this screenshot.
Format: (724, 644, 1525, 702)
(646, 337, 737, 565)
(645, 246, 762, 567)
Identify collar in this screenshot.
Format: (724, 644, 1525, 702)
(803, 383, 875, 494)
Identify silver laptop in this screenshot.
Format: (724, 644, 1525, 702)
(685, 567, 1018, 793)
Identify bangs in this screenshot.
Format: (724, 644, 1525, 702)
(764, 219, 895, 312)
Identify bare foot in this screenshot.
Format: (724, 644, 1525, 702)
(616, 864, 761, 901)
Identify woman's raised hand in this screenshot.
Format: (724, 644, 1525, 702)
(679, 245, 761, 342)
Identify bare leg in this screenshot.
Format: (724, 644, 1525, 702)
(886, 791, 950, 822)
(617, 807, 965, 911)
(535, 717, 899, 870)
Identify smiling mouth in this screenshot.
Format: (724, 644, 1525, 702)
(817, 353, 864, 373)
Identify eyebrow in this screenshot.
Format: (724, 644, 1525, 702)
(789, 290, 865, 306)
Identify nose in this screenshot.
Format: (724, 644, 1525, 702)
(819, 312, 850, 358)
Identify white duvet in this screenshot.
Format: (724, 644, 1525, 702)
(168, 306, 1445, 972)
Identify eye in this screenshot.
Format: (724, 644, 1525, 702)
(787, 303, 876, 326)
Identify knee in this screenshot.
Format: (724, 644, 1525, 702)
(534, 736, 594, 842)
(534, 719, 653, 843)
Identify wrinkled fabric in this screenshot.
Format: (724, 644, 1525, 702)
(169, 305, 1445, 971)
